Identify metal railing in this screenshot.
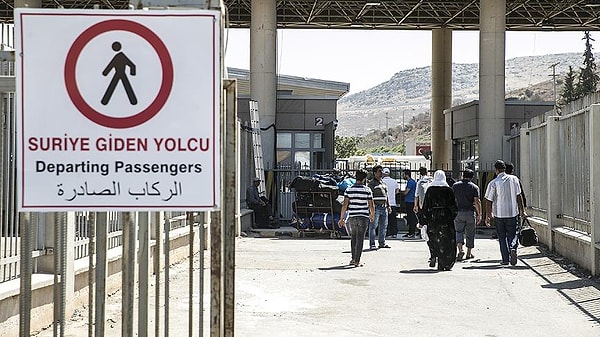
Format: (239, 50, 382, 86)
(517, 103, 594, 234)
(1, 211, 196, 283)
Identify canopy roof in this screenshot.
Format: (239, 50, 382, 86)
(2, 1, 600, 30)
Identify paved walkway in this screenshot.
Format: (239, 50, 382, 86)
(235, 228, 600, 337)
(33, 227, 600, 337)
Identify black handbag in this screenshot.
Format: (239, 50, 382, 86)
(518, 217, 538, 247)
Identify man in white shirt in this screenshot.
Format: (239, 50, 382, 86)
(382, 168, 400, 238)
(484, 160, 527, 266)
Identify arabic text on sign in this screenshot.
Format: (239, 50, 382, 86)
(57, 181, 183, 202)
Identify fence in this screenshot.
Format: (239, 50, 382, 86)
(521, 108, 591, 234)
(1, 211, 196, 284)
(271, 162, 455, 222)
(516, 94, 600, 275)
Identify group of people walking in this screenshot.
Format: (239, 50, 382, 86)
(338, 159, 527, 270)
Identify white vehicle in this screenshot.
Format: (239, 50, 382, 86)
(344, 154, 430, 172)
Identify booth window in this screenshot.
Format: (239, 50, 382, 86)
(276, 131, 325, 169)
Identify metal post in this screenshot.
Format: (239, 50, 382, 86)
(163, 212, 170, 337)
(188, 212, 194, 337)
(95, 212, 108, 337)
(138, 212, 150, 337)
(549, 62, 560, 115)
(223, 79, 237, 337)
(402, 109, 405, 152)
(210, 210, 222, 337)
(87, 212, 96, 337)
(121, 212, 136, 336)
(385, 111, 389, 144)
(60, 212, 67, 336)
(53, 213, 60, 337)
(153, 212, 162, 337)
(198, 212, 205, 337)
(19, 212, 32, 337)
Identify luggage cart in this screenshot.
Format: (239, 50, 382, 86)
(292, 190, 343, 238)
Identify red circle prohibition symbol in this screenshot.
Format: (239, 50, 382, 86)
(64, 19, 173, 129)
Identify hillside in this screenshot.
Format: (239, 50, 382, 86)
(337, 52, 589, 139)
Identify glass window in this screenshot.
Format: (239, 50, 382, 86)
(277, 150, 292, 166)
(313, 133, 323, 149)
(277, 132, 292, 148)
(294, 151, 311, 170)
(295, 133, 310, 148)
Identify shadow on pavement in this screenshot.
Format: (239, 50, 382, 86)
(341, 249, 380, 254)
(318, 264, 357, 271)
(519, 249, 600, 324)
(399, 269, 441, 274)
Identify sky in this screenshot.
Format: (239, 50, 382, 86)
(224, 29, 591, 94)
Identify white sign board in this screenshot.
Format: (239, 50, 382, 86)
(15, 9, 221, 211)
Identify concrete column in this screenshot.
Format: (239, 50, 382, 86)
(431, 28, 452, 169)
(250, 0, 277, 168)
(589, 105, 600, 275)
(479, 0, 506, 168)
(546, 115, 561, 251)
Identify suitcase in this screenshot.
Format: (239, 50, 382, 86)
(518, 218, 538, 247)
(310, 213, 335, 230)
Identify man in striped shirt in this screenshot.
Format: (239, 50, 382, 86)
(484, 160, 527, 266)
(339, 169, 375, 267)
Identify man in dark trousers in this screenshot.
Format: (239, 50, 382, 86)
(368, 165, 391, 249)
(452, 169, 482, 261)
(338, 169, 375, 267)
(246, 177, 276, 228)
(484, 160, 527, 266)
(401, 169, 418, 238)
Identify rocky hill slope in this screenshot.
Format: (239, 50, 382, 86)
(337, 52, 589, 137)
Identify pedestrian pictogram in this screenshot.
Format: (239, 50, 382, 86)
(101, 41, 138, 106)
(64, 19, 174, 129)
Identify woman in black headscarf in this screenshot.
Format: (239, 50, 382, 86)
(422, 170, 458, 271)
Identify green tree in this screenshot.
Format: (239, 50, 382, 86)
(577, 31, 599, 98)
(334, 136, 365, 158)
(560, 65, 578, 105)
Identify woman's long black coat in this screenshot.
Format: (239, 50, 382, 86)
(422, 186, 458, 271)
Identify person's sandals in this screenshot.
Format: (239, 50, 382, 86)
(354, 261, 364, 267)
(464, 254, 475, 260)
(456, 251, 465, 261)
(349, 260, 356, 266)
(429, 257, 436, 268)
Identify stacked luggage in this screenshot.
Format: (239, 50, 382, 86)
(290, 175, 350, 238)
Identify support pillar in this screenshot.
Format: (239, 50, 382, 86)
(589, 105, 600, 275)
(250, 0, 277, 168)
(546, 115, 561, 251)
(431, 28, 452, 168)
(479, 0, 506, 168)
